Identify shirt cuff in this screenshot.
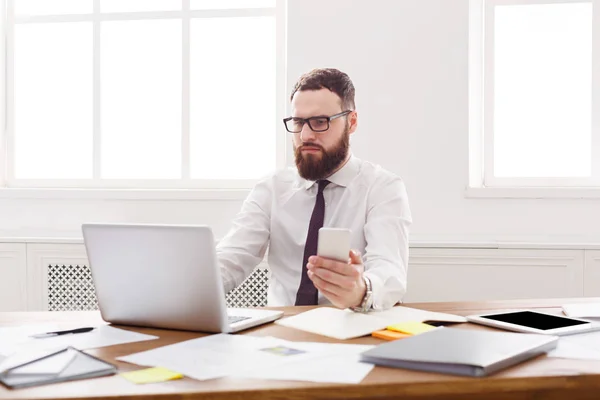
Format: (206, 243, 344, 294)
(364, 272, 404, 311)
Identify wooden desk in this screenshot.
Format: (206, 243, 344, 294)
(2, 298, 600, 400)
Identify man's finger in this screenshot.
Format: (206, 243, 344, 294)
(317, 286, 342, 304)
(308, 270, 346, 296)
(311, 267, 356, 289)
(308, 256, 359, 277)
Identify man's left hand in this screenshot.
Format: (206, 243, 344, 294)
(307, 250, 366, 309)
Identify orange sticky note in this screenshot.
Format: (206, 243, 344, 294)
(372, 329, 411, 341)
(386, 321, 436, 335)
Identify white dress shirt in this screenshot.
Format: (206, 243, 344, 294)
(216, 155, 412, 310)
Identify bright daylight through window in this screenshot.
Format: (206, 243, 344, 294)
(5, 0, 279, 189)
(472, 0, 599, 189)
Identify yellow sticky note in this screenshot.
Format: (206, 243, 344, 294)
(120, 367, 183, 384)
(386, 321, 436, 335)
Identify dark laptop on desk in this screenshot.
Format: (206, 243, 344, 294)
(82, 223, 282, 333)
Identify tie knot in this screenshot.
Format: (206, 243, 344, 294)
(317, 180, 330, 194)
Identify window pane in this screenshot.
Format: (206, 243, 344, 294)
(493, 3, 592, 178)
(14, 23, 93, 179)
(15, 0, 92, 15)
(101, 0, 181, 13)
(190, 17, 276, 179)
(101, 20, 181, 179)
(190, 0, 275, 10)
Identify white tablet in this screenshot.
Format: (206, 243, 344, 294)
(466, 310, 600, 336)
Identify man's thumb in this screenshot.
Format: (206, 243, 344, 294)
(350, 249, 362, 264)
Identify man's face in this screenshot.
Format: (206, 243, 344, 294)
(291, 89, 356, 181)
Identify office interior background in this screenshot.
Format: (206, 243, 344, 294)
(1, 0, 599, 311)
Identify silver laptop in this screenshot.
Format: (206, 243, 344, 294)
(81, 223, 282, 333)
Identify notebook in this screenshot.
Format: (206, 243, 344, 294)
(360, 327, 558, 377)
(275, 306, 467, 340)
(0, 347, 117, 389)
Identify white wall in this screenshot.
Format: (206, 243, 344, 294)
(287, 0, 600, 240)
(0, 197, 242, 239)
(0, 0, 599, 241)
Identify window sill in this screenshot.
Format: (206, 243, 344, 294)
(0, 188, 251, 200)
(465, 187, 600, 199)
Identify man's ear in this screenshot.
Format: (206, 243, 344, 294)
(348, 111, 358, 135)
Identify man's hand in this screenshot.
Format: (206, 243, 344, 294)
(307, 250, 366, 309)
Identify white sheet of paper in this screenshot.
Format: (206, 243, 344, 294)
(275, 306, 466, 340)
(118, 334, 374, 383)
(0, 325, 158, 371)
(0, 324, 60, 356)
(562, 303, 600, 318)
(547, 330, 600, 360)
(25, 326, 157, 353)
(234, 341, 375, 384)
(119, 334, 290, 381)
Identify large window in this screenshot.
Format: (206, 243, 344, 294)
(471, 0, 599, 188)
(3, 0, 283, 189)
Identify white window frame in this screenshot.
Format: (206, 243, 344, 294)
(1, 0, 287, 192)
(469, 0, 600, 194)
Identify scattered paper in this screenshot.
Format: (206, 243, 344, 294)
(0, 324, 60, 356)
(22, 325, 158, 353)
(0, 325, 158, 372)
(118, 334, 374, 383)
(562, 303, 600, 318)
(548, 330, 600, 361)
(120, 367, 183, 384)
(234, 341, 375, 384)
(119, 334, 287, 381)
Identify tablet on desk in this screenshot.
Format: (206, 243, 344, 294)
(466, 310, 600, 336)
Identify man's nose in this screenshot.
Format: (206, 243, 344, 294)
(300, 122, 317, 142)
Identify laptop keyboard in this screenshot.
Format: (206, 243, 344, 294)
(228, 315, 251, 324)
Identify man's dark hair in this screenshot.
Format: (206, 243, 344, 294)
(290, 68, 355, 110)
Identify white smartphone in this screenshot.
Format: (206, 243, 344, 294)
(317, 227, 351, 262)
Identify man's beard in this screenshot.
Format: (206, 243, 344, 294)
(294, 127, 350, 181)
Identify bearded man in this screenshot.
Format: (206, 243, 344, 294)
(217, 68, 412, 312)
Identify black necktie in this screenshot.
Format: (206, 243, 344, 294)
(295, 180, 330, 305)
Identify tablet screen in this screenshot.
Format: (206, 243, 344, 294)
(480, 311, 589, 330)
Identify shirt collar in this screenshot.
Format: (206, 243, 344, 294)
(303, 154, 360, 190)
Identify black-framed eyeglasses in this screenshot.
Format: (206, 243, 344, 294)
(282, 110, 352, 133)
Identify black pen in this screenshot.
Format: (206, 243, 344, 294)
(30, 327, 95, 339)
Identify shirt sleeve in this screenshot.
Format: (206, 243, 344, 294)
(216, 178, 272, 293)
(362, 175, 412, 310)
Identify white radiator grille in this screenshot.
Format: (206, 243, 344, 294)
(225, 268, 269, 308)
(46, 265, 269, 310)
(47, 265, 99, 311)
